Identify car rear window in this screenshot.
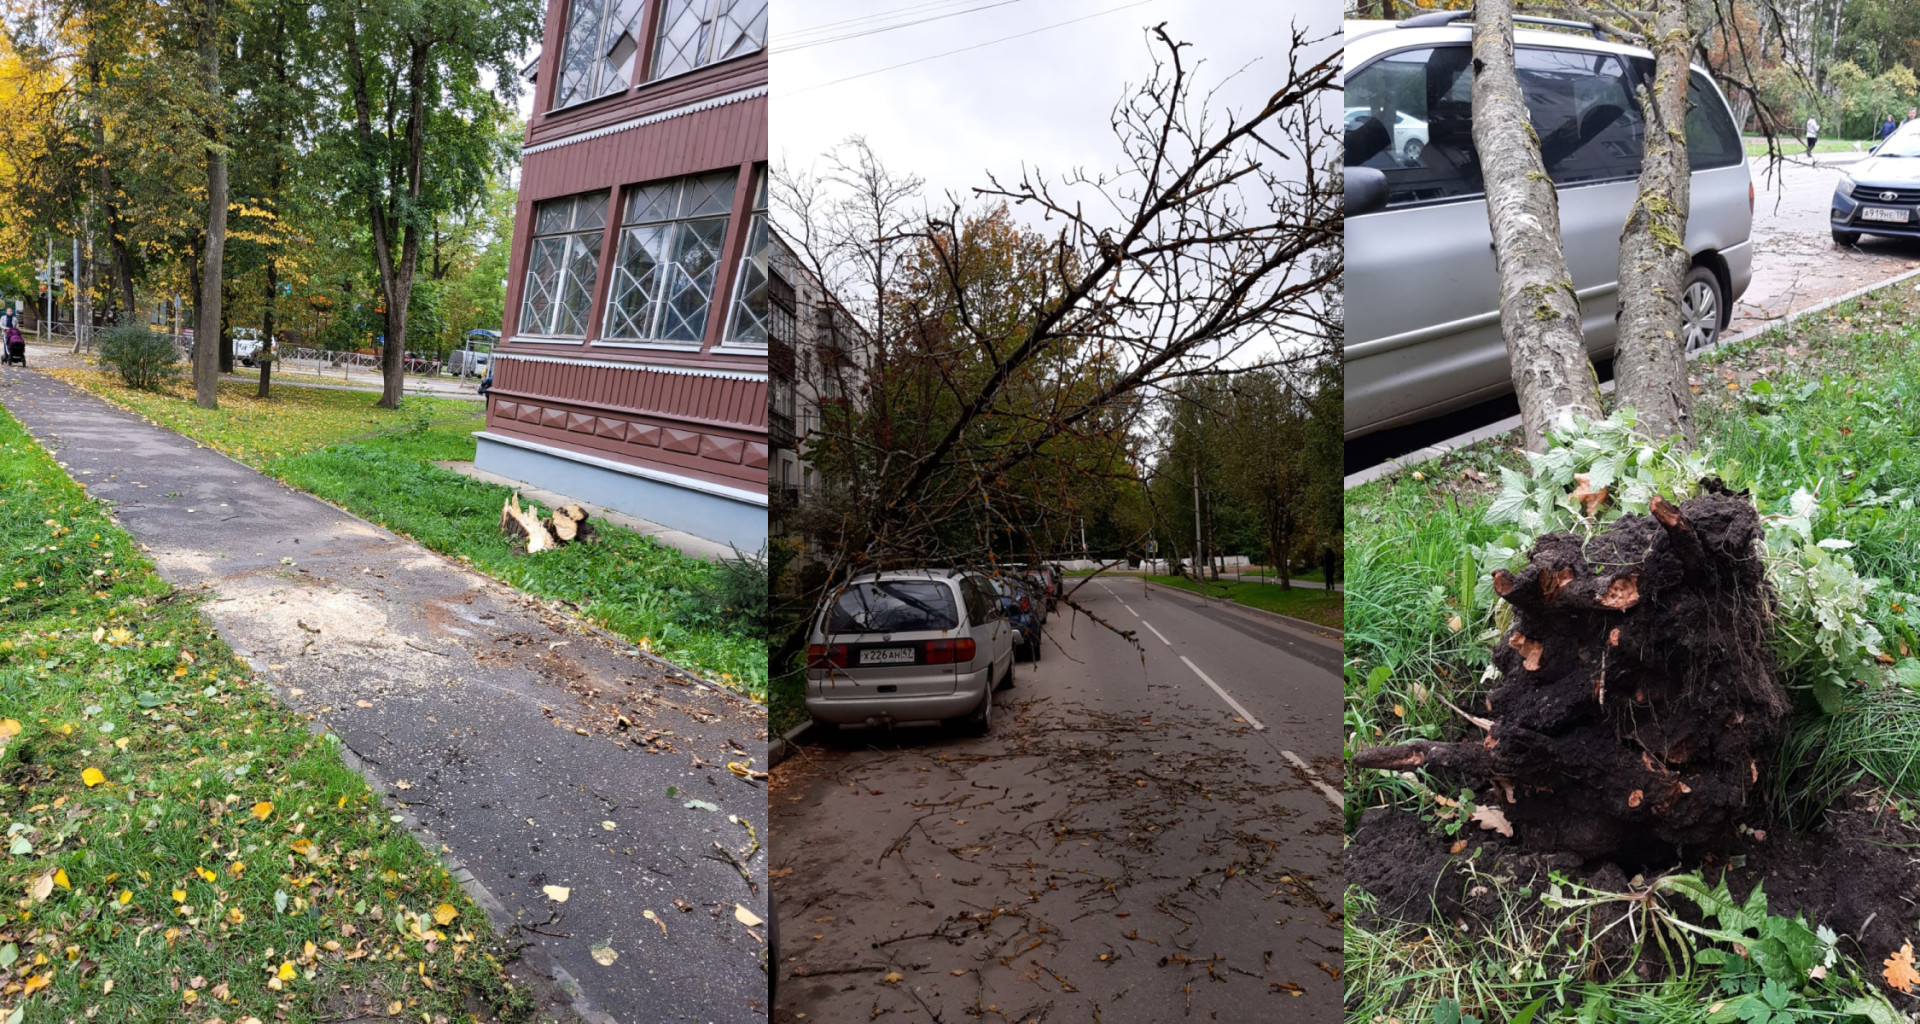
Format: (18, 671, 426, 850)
(825, 581, 958, 634)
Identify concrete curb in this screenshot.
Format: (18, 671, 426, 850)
(767, 718, 815, 769)
(1346, 263, 1920, 490)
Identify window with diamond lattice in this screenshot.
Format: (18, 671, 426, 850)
(519, 193, 608, 339)
(603, 171, 737, 346)
(651, 0, 767, 81)
(724, 169, 769, 347)
(553, 0, 647, 108)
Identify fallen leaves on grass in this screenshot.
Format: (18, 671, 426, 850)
(80, 767, 104, 787)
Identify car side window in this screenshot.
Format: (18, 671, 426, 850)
(960, 579, 991, 625)
(1348, 44, 1651, 208)
(1345, 45, 1481, 206)
(1519, 48, 1644, 187)
(1683, 69, 1743, 170)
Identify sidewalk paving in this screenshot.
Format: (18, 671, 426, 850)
(0, 366, 769, 1024)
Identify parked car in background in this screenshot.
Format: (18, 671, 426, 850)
(990, 577, 1041, 662)
(1345, 105, 1429, 161)
(1019, 567, 1057, 614)
(233, 327, 267, 367)
(1344, 13, 1753, 438)
(1832, 125, 1920, 245)
(451, 329, 497, 378)
(806, 570, 1015, 734)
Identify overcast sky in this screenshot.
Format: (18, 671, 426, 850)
(770, 0, 1338, 221)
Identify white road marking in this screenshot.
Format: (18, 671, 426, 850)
(1179, 655, 1265, 732)
(1140, 620, 1171, 645)
(1282, 749, 1346, 810)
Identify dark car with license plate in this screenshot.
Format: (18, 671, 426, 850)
(1833, 128, 1920, 245)
(805, 569, 1016, 734)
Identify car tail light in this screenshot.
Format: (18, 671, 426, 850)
(925, 638, 976, 664)
(1749, 181, 1754, 215)
(1020, 594, 1030, 613)
(807, 644, 848, 669)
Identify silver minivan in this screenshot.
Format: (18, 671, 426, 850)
(1344, 14, 1754, 438)
(805, 569, 1016, 734)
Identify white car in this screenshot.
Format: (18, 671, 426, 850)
(233, 328, 268, 366)
(805, 569, 1016, 734)
(1345, 106, 1430, 162)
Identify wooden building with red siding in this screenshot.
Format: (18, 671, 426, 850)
(479, 0, 769, 549)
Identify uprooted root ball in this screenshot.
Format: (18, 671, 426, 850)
(1356, 482, 1786, 864)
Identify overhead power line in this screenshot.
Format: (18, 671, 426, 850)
(785, 0, 1157, 96)
(774, 0, 1036, 53)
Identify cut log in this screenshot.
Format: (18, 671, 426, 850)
(552, 512, 578, 543)
(501, 493, 556, 554)
(1354, 482, 1785, 864)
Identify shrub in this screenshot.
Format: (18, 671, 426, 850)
(98, 326, 180, 391)
(676, 547, 770, 638)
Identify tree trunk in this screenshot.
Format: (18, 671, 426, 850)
(345, 31, 431, 410)
(260, 259, 276, 399)
(194, 0, 225, 410)
(1471, 0, 1603, 450)
(219, 279, 233, 374)
(1612, 0, 1698, 448)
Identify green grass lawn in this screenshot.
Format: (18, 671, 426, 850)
(1141, 574, 1343, 629)
(1344, 283, 1920, 1020)
(43, 370, 767, 697)
(0, 404, 536, 1022)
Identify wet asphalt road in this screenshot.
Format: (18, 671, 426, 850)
(1348, 158, 1920, 475)
(0, 368, 770, 1023)
(771, 578, 1344, 1023)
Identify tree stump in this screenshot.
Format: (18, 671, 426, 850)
(1356, 483, 1786, 864)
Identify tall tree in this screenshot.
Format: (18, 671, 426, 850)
(323, 0, 534, 408)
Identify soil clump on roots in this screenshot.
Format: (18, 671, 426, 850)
(1356, 483, 1785, 865)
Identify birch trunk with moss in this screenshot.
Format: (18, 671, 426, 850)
(1612, 0, 1697, 449)
(1471, 0, 1603, 451)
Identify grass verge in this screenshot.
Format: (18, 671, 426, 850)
(1140, 574, 1343, 629)
(0, 402, 538, 1022)
(41, 371, 767, 697)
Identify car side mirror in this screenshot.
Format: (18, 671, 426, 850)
(1346, 165, 1389, 217)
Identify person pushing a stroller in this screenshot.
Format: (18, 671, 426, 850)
(2, 308, 24, 367)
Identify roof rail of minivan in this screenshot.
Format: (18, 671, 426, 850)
(1396, 10, 1641, 43)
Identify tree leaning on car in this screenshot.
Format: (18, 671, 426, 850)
(1471, 0, 1700, 452)
(1469, 0, 1603, 452)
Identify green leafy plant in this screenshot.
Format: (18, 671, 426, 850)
(96, 326, 180, 391)
(1471, 409, 1896, 712)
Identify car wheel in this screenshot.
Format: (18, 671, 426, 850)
(1402, 139, 1424, 162)
(1833, 228, 1862, 247)
(1030, 634, 1042, 663)
(1679, 265, 1725, 356)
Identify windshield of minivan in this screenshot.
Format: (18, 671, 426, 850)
(826, 581, 958, 634)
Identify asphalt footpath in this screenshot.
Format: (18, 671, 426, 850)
(0, 366, 770, 1024)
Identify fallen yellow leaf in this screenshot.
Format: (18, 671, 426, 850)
(81, 768, 105, 787)
(52, 869, 69, 890)
(251, 801, 273, 821)
(734, 904, 764, 928)
(542, 885, 570, 903)
(432, 904, 458, 926)
(277, 961, 296, 981)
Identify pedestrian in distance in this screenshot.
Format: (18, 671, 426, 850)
(1907, 106, 1918, 126)
(1804, 114, 1819, 157)
(3, 308, 25, 367)
(1884, 113, 1900, 141)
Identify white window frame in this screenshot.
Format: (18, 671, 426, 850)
(518, 193, 609, 342)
